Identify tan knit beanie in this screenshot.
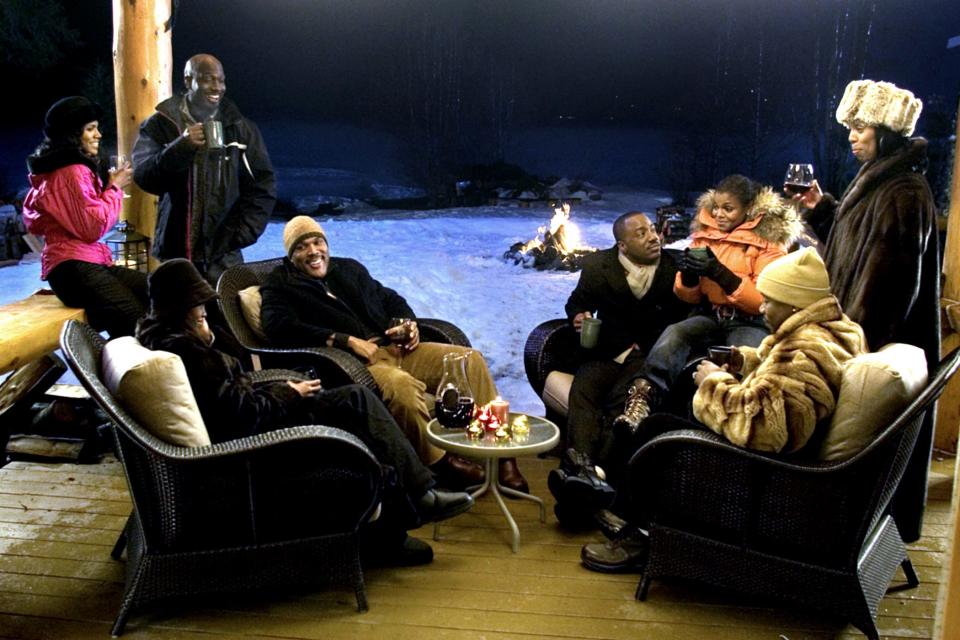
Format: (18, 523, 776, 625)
(283, 216, 326, 257)
(756, 248, 831, 309)
(835, 79, 922, 136)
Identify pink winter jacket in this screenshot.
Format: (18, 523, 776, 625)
(23, 164, 122, 279)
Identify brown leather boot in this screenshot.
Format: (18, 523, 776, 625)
(613, 379, 655, 435)
(498, 457, 529, 494)
(431, 453, 485, 489)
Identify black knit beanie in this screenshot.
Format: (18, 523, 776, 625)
(148, 259, 218, 318)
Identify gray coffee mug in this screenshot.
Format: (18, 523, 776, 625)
(580, 317, 602, 349)
(203, 120, 224, 149)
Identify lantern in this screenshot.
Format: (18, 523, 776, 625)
(105, 221, 150, 272)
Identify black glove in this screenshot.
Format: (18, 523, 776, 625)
(684, 247, 742, 294)
(678, 250, 702, 287)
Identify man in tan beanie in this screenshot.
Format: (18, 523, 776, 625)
(792, 78, 939, 542)
(261, 216, 529, 493)
(691, 247, 866, 453)
(581, 249, 868, 573)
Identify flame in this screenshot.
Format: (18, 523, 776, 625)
(518, 202, 589, 256)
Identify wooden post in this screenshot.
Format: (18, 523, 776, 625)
(935, 95, 960, 453)
(112, 0, 173, 271)
(934, 81, 960, 639)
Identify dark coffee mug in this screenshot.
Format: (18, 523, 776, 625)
(203, 120, 224, 149)
(580, 317, 602, 349)
(707, 345, 733, 367)
(687, 247, 709, 259)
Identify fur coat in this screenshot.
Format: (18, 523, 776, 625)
(692, 296, 866, 453)
(676, 187, 802, 315)
(819, 138, 939, 368)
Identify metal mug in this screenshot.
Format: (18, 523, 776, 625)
(203, 120, 224, 149)
(580, 317, 602, 349)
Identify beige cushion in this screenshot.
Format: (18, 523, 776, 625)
(101, 336, 211, 447)
(818, 343, 928, 461)
(238, 285, 268, 342)
(542, 371, 574, 417)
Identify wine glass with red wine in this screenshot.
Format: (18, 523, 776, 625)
(784, 163, 815, 196)
(388, 317, 411, 368)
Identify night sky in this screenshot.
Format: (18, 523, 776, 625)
(2, 0, 959, 193)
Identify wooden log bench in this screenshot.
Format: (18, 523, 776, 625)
(0, 292, 86, 376)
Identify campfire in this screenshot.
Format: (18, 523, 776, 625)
(503, 203, 596, 271)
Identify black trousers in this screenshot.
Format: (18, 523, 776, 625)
(47, 260, 148, 338)
(566, 350, 648, 470)
(290, 384, 435, 506)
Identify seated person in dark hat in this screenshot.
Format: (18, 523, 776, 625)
(136, 258, 475, 565)
(260, 215, 528, 493)
(580, 248, 867, 573)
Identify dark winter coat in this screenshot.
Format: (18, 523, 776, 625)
(132, 95, 276, 282)
(261, 257, 416, 351)
(136, 318, 300, 444)
(815, 138, 940, 368)
(811, 137, 940, 544)
(565, 247, 691, 360)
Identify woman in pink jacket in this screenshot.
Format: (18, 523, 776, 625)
(23, 97, 147, 337)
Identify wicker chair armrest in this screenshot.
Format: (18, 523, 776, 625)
(248, 369, 307, 385)
(417, 318, 471, 347)
(627, 429, 883, 558)
(250, 346, 379, 393)
(523, 319, 577, 397)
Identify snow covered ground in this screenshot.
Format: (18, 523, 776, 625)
(0, 187, 674, 415)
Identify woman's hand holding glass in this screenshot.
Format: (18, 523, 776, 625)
(108, 155, 133, 196)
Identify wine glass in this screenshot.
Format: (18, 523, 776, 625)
(388, 317, 412, 368)
(110, 154, 132, 199)
(783, 163, 815, 197)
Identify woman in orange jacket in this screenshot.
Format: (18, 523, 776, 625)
(614, 174, 802, 432)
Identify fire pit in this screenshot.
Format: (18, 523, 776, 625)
(503, 203, 596, 271)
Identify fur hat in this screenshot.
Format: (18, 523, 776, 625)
(148, 259, 218, 318)
(756, 248, 831, 309)
(835, 80, 922, 136)
(43, 96, 103, 141)
(283, 216, 326, 257)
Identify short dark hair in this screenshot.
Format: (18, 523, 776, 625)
(714, 174, 759, 208)
(613, 211, 648, 242)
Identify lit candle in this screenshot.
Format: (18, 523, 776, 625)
(489, 396, 510, 425)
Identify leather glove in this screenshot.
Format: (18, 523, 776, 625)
(684, 247, 742, 294)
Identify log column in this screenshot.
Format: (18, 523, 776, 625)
(112, 0, 173, 270)
(935, 94, 960, 640)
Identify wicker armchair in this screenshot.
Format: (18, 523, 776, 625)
(217, 257, 472, 392)
(523, 319, 580, 429)
(59, 320, 383, 636)
(622, 345, 960, 640)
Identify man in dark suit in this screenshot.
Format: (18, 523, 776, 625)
(550, 211, 691, 525)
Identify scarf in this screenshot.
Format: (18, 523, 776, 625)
(618, 251, 658, 300)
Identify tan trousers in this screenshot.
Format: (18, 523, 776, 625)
(368, 342, 498, 465)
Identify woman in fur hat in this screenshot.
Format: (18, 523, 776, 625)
(23, 96, 147, 337)
(793, 79, 939, 542)
(614, 174, 802, 432)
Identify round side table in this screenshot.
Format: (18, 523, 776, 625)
(426, 413, 560, 553)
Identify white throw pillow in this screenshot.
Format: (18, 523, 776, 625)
(818, 343, 928, 461)
(101, 336, 211, 447)
(238, 285, 267, 342)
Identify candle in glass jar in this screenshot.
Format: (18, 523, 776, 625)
(489, 396, 510, 425)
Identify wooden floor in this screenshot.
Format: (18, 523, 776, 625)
(0, 453, 953, 639)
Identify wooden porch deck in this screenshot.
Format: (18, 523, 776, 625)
(0, 454, 953, 639)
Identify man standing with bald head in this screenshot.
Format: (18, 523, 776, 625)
(133, 54, 276, 284)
